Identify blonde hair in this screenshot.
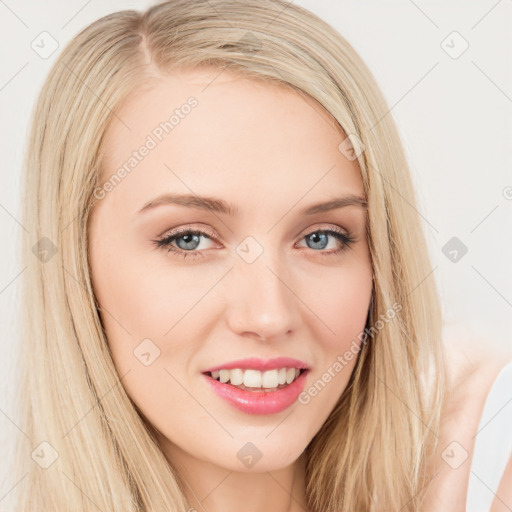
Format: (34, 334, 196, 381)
(14, 0, 446, 510)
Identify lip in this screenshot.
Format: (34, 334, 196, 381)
(202, 357, 310, 373)
(203, 369, 309, 415)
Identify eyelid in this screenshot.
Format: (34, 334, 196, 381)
(152, 223, 357, 264)
(162, 225, 217, 240)
(156, 222, 352, 245)
(297, 223, 350, 239)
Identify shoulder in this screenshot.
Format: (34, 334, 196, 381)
(469, 360, 512, 512)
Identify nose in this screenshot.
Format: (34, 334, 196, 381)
(225, 253, 300, 341)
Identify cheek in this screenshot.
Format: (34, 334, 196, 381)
(294, 264, 372, 425)
(89, 251, 206, 431)
(300, 260, 373, 348)
(90, 238, 203, 343)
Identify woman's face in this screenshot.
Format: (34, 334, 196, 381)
(88, 67, 373, 474)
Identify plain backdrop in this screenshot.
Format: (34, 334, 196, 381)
(1, 1, 511, 511)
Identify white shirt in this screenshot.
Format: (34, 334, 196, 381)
(467, 361, 512, 512)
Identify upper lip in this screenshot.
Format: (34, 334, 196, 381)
(202, 357, 310, 373)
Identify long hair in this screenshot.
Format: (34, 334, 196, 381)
(14, 1, 446, 510)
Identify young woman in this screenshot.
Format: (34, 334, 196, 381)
(13, 0, 511, 510)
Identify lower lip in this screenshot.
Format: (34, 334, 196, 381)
(203, 371, 309, 415)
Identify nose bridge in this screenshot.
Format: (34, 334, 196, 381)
(226, 247, 299, 339)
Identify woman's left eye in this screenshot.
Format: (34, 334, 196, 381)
(297, 229, 356, 254)
(153, 227, 217, 259)
(152, 226, 356, 260)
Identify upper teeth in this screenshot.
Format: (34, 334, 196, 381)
(211, 368, 301, 388)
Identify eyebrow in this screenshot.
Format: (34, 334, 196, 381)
(137, 192, 367, 216)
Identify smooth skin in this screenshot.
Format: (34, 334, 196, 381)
(87, 67, 512, 512)
(88, 67, 373, 512)
(420, 326, 512, 512)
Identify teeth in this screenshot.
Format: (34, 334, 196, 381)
(286, 368, 296, 384)
(243, 369, 261, 388)
(262, 369, 278, 388)
(209, 367, 303, 389)
(230, 368, 244, 386)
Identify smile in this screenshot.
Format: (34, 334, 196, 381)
(208, 367, 304, 390)
(202, 368, 309, 415)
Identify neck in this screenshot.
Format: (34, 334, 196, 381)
(160, 436, 309, 512)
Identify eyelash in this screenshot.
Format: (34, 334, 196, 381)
(152, 225, 356, 260)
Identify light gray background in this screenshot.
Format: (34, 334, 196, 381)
(1, 1, 511, 511)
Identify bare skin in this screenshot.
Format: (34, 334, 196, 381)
(420, 325, 512, 512)
(88, 67, 372, 512)
(87, 66, 511, 512)
(490, 455, 512, 512)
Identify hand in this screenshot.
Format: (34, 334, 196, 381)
(419, 324, 512, 512)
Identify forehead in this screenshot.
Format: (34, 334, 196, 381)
(98, 67, 364, 215)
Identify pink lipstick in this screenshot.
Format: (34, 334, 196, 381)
(201, 357, 310, 415)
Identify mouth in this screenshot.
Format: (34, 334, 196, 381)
(201, 366, 310, 415)
(203, 367, 309, 392)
